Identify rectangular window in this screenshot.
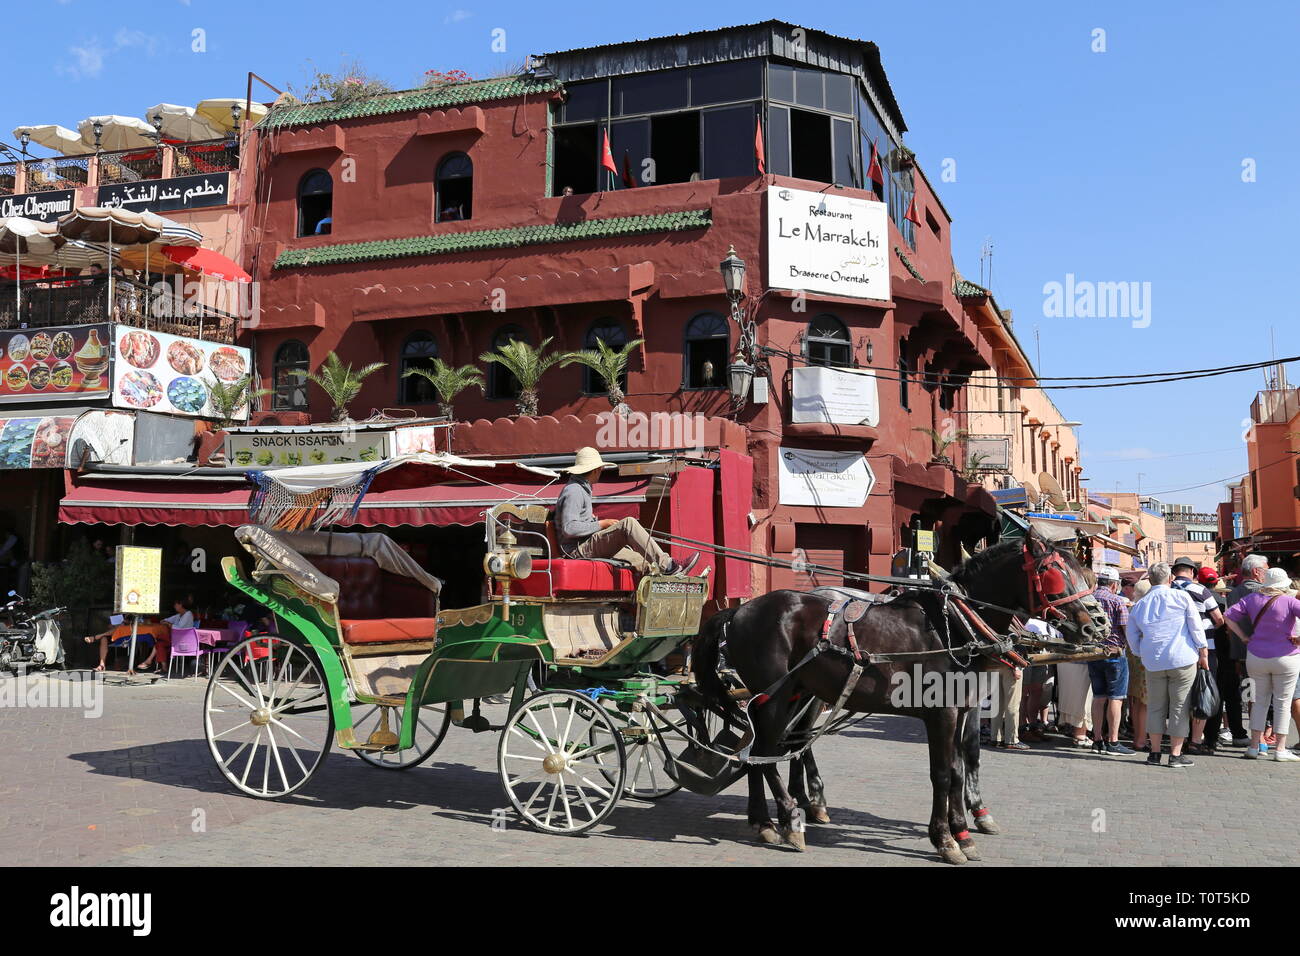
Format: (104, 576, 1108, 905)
(769, 62, 795, 103)
(691, 61, 762, 105)
(614, 70, 688, 115)
(650, 111, 700, 184)
(553, 124, 597, 196)
(824, 72, 854, 115)
(611, 118, 650, 186)
(794, 67, 824, 109)
(790, 108, 831, 183)
(831, 117, 856, 188)
(898, 342, 910, 410)
(564, 80, 608, 123)
(767, 105, 791, 176)
(701, 105, 757, 180)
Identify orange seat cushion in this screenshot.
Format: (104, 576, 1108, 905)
(339, 618, 437, 645)
(511, 559, 636, 597)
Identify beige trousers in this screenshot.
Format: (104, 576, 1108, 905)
(1056, 661, 1094, 731)
(572, 517, 671, 573)
(992, 667, 1022, 744)
(1146, 662, 1198, 739)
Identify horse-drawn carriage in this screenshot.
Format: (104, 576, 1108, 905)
(204, 452, 1113, 856)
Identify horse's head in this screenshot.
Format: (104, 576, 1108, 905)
(1021, 529, 1109, 644)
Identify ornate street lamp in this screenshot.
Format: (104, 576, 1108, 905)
(720, 244, 746, 305)
(92, 120, 104, 153)
(727, 357, 754, 405)
(230, 103, 243, 132)
(17, 130, 29, 158)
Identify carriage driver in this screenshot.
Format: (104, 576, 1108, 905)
(555, 447, 700, 576)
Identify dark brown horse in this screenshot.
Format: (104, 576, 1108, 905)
(692, 529, 1107, 863)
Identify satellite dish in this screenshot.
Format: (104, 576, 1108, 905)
(1022, 481, 1040, 508)
(1038, 472, 1068, 511)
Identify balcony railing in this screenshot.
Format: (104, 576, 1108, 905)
(0, 276, 237, 344)
(0, 161, 16, 195)
(96, 148, 164, 186)
(172, 139, 239, 176)
(23, 155, 91, 192)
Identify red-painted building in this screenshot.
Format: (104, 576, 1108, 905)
(241, 21, 997, 594)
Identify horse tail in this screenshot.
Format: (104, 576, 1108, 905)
(693, 607, 742, 725)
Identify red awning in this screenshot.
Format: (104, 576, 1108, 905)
(60, 476, 650, 528)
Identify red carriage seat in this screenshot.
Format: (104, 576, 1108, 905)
(510, 558, 637, 597)
(312, 555, 438, 645)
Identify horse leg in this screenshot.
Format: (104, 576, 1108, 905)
(949, 710, 978, 861)
(747, 767, 781, 845)
(788, 704, 830, 824)
(963, 679, 1001, 836)
(925, 708, 965, 865)
(762, 763, 805, 851)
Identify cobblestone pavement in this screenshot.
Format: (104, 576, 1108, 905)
(0, 670, 1292, 867)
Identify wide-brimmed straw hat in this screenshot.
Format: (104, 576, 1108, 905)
(565, 446, 609, 475)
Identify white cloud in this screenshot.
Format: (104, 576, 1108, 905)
(58, 29, 162, 80)
(444, 9, 472, 23)
(61, 39, 106, 80)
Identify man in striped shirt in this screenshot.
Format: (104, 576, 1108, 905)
(1089, 567, 1135, 755)
(1171, 557, 1225, 753)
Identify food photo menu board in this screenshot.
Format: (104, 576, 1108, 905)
(0, 324, 112, 403)
(111, 327, 252, 420)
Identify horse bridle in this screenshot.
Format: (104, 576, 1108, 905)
(1022, 543, 1095, 622)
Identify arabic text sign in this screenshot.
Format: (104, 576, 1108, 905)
(96, 172, 230, 213)
(0, 324, 112, 403)
(0, 190, 76, 222)
(767, 186, 891, 302)
(112, 326, 251, 420)
(115, 546, 162, 616)
(777, 447, 875, 508)
(790, 365, 880, 426)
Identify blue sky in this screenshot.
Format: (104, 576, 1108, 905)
(10, 0, 1297, 512)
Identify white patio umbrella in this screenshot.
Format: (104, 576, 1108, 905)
(0, 217, 63, 312)
(195, 98, 268, 134)
(12, 124, 83, 156)
(143, 104, 223, 143)
(56, 207, 164, 316)
(77, 115, 157, 151)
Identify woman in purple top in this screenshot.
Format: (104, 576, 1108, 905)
(1224, 567, 1300, 762)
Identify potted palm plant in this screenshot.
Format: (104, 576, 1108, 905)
(204, 373, 272, 429)
(401, 359, 484, 420)
(478, 336, 575, 417)
(913, 426, 969, 466)
(307, 351, 386, 422)
(565, 336, 644, 413)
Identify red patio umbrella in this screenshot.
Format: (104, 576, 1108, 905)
(160, 245, 251, 282)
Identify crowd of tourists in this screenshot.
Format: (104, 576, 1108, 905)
(985, 553, 1300, 766)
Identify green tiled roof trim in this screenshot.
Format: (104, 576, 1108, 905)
(259, 74, 562, 129)
(894, 246, 925, 282)
(954, 278, 988, 297)
(274, 209, 713, 268)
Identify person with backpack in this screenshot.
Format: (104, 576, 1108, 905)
(1224, 567, 1300, 762)
(1170, 558, 1225, 753)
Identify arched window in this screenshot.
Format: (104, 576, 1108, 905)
(805, 314, 851, 367)
(486, 325, 527, 400)
(683, 312, 729, 389)
(398, 331, 439, 404)
(583, 321, 628, 394)
(297, 169, 333, 237)
(273, 339, 309, 410)
(436, 152, 473, 222)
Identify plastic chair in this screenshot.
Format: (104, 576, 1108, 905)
(166, 627, 210, 680)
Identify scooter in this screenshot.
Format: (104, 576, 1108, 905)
(0, 592, 67, 673)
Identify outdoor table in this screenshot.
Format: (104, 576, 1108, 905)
(195, 627, 241, 649)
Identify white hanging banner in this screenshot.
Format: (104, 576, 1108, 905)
(790, 365, 880, 426)
(777, 447, 875, 508)
(767, 185, 891, 301)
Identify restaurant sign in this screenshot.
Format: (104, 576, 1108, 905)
(114, 546, 162, 616)
(112, 326, 251, 420)
(0, 189, 76, 222)
(790, 365, 879, 426)
(0, 324, 111, 403)
(777, 446, 875, 508)
(767, 185, 891, 302)
(227, 429, 390, 468)
(97, 172, 230, 213)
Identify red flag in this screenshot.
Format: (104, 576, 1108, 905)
(755, 117, 766, 174)
(905, 192, 923, 225)
(600, 130, 618, 175)
(621, 150, 637, 188)
(866, 140, 884, 188)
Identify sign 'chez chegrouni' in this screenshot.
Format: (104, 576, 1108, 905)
(766, 185, 891, 301)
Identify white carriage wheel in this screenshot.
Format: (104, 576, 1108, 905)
(617, 708, 683, 801)
(203, 636, 333, 799)
(353, 702, 451, 770)
(498, 690, 625, 835)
